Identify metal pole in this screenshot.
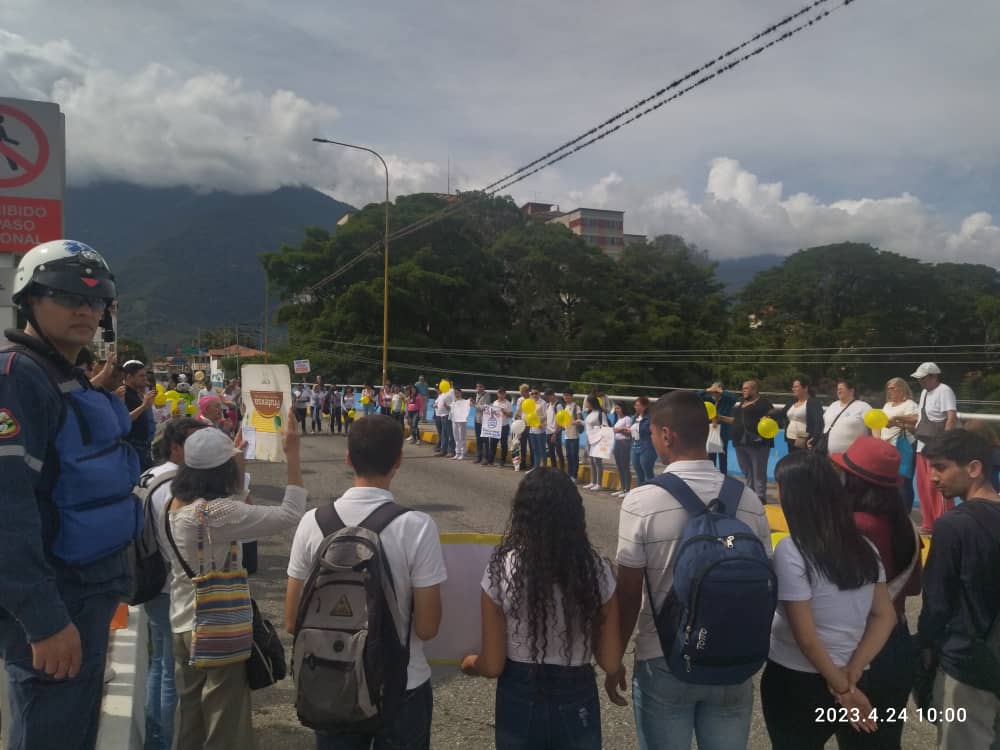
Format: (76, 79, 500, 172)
(313, 137, 390, 386)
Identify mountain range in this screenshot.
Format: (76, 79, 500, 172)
(64, 182, 353, 354)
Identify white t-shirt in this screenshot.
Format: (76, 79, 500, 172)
(916, 384, 958, 450)
(545, 403, 561, 435)
(769, 537, 885, 673)
(562, 402, 582, 440)
(492, 398, 512, 427)
(434, 390, 454, 418)
(613, 415, 633, 441)
(881, 399, 919, 444)
(528, 398, 546, 435)
(286, 487, 448, 690)
(785, 402, 808, 441)
(482, 551, 615, 666)
(140, 461, 179, 595)
(615, 460, 772, 661)
(822, 400, 871, 454)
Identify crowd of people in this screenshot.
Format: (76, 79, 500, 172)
(1, 238, 998, 750)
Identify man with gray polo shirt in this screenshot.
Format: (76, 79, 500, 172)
(606, 391, 772, 750)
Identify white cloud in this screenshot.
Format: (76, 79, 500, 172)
(0, 30, 442, 200)
(563, 158, 1000, 266)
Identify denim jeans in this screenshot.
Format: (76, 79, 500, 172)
(529, 433, 548, 470)
(565, 438, 580, 481)
(488, 425, 510, 464)
(0, 590, 120, 750)
(547, 433, 565, 472)
(631, 443, 657, 486)
(316, 679, 433, 750)
(407, 410, 420, 441)
(331, 407, 343, 433)
(735, 443, 770, 503)
(311, 407, 323, 433)
(143, 592, 177, 750)
(633, 656, 752, 750)
(614, 439, 632, 491)
(495, 660, 601, 750)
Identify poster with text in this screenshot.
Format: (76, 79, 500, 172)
(241, 364, 292, 462)
(424, 533, 502, 665)
(480, 405, 502, 440)
(450, 399, 471, 424)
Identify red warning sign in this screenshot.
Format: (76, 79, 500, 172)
(0, 105, 50, 190)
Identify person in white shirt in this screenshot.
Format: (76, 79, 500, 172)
(164, 409, 307, 750)
(310, 384, 326, 434)
(486, 388, 513, 467)
(821, 379, 871, 454)
(761, 451, 896, 750)
(607, 391, 772, 750)
(544, 389, 566, 473)
(460, 468, 623, 748)
(433, 384, 455, 457)
(284, 414, 446, 750)
(880, 376, 920, 511)
(611, 402, 634, 498)
(451, 388, 470, 460)
(562, 388, 583, 482)
(584, 395, 608, 491)
(895, 362, 958, 533)
(140, 417, 207, 750)
(525, 387, 548, 471)
(512, 384, 533, 471)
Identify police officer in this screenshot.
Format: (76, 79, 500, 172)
(0, 239, 141, 750)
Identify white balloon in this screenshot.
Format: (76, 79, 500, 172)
(511, 419, 526, 438)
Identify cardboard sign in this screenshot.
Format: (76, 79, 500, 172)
(293, 359, 311, 374)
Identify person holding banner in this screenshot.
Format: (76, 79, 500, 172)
(585, 395, 610, 491)
(461, 468, 623, 749)
(486, 388, 513, 467)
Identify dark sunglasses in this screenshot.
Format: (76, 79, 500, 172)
(43, 289, 108, 313)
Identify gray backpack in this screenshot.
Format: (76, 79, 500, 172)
(293, 502, 411, 733)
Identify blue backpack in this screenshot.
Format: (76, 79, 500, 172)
(647, 474, 777, 685)
(1, 346, 141, 566)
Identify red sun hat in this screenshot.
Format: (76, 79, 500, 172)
(830, 435, 902, 488)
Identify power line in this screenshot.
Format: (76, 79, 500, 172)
(305, 0, 858, 295)
(480, 0, 836, 192)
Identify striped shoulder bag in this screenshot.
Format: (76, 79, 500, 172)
(166, 500, 253, 668)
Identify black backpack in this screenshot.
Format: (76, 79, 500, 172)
(293, 502, 411, 733)
(123, 468, 174, 605)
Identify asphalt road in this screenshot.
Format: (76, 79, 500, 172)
(246, 430, 937, 750)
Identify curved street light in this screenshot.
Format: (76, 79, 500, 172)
(313, 137, 390, 386)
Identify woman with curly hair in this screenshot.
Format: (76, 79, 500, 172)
(461, 468, 623, 749)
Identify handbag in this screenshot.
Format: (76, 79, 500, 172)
(812, 399, 856, 456)
(913, 397, 947, 445)
(165, 501, 253, 668)
(706, 424, 724, 454)
(246, 598, 287, 690)
(896, 431, 916, 480)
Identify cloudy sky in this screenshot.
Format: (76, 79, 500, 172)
(1, 0, 997, 263)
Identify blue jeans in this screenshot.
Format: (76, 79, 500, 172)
(495, 660, 601, 750)
(315, 679, 432, 750)
(565, 438, 580, 480)
(143, 592, 177, 750)
(529, 433, 548, 470)
(633, 657, 753, 750)
(0, 590, 120, 750)
(631, 443, 657, 486)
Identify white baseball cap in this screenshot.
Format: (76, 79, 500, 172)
(911, 362, 942, 379)
(183, 427, 241, 470)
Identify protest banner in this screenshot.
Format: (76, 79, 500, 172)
(241, 364, 292, 462)
(480, 405, 502, 440)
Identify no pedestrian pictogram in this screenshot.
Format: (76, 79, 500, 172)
(0, 105, 50, 190)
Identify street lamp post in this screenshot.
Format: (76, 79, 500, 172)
(313, 137, 390, 387)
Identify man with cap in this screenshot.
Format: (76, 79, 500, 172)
(698, 381, 737, 475)
(0, 239, 141, 749)
(897, 363, 958, 533)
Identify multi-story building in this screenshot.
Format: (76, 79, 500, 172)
(520, 203, 646, 257)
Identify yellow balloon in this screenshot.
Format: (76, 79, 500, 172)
(757, 417, 779, 440)
(347, 409, 356, 419)
(156, 383, 164, 395)
(556, 409, 572, 428)
(154, 394, 167, 407)
(705, 401, 717, 420)
(361, 394, 371, 405)
(864, 408, 890, 431)
(164, 390, 180, 401)
(438, 379, 451, 393)
(521, 398, 537, 416)
(525, 413, 541, 428)
(187, 402, 197, 415)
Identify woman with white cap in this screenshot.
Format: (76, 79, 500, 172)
(164, 408, 306, 749)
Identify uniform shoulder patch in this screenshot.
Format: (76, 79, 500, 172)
(0, 408, 21, 439)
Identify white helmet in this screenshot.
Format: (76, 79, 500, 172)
(12, 239, 117, 305)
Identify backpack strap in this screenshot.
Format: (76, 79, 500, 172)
(649, 473, 708, 517)
(360, 502, 410, 534)
(716, 476, 745, 519)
